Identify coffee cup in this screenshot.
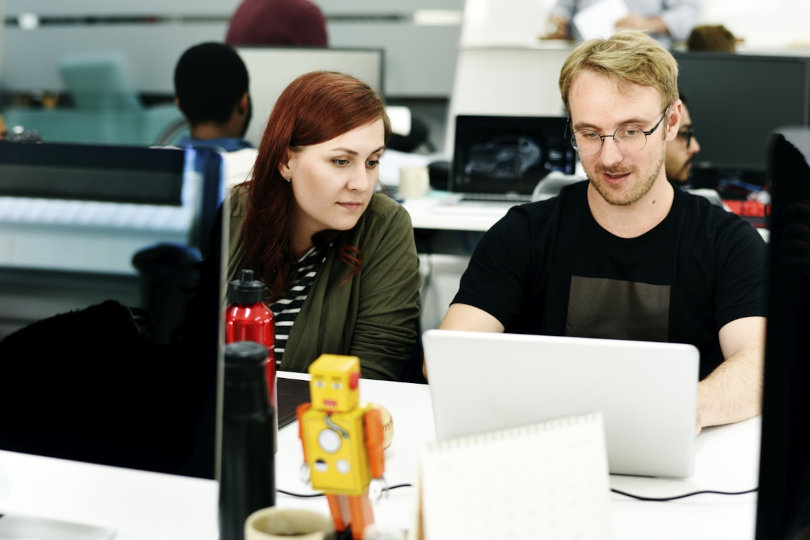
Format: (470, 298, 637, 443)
(244, 507, 334, 540)
(398, 165, 430, 199)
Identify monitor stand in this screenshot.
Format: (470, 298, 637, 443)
(0, 514, 116, 540)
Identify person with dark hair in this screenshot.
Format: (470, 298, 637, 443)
(225, 0, 328, 47)
(173, 41, 253, 152)
(228, 71, 421, 380)
(665, 93, 701, 186)
(687, 24, 737, 53)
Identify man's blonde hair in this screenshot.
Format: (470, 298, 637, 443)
(559, 30, 679, 114)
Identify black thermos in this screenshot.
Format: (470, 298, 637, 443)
(219, 341, 276, 540)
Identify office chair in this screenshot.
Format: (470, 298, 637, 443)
(58, 52, 143, 111)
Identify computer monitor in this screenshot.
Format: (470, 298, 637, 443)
(755, 127, 810, 539)
(0, 143, 227, 538)
(674, 52, 810, 183)
(236, 46, 385, 147)
(451, 114, 576, 196)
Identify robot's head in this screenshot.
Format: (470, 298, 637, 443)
(308, 354, 361, 413)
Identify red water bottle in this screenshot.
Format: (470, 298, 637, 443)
(225, 269, 276, 410)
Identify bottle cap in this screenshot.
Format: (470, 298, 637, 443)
(224, 341, 268, 383)
(227, 269, 267, 305)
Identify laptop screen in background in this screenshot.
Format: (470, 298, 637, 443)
(451, 115, 576, 196)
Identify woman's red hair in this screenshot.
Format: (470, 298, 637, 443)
(239, 70, 391, 300)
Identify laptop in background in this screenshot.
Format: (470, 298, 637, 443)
(422, 329, 699, 478)
(447, 115, 576, 205)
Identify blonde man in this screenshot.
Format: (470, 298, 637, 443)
(435, 31, 766, 434)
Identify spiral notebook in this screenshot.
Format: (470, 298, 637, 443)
(411, 412, 612, 540)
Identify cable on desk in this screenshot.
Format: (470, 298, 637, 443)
(278, 483, 413, 499)
(280, 484, 755, 502)
(277, 489, 324, 498)
(611, 486, 758, 502)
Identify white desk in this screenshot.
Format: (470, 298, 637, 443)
(0, 374, 760, 539)
(401, 193, 511, 232)
(274, 373, 761, 540)
(402, 191, 772, 239)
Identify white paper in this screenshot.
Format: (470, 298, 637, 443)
(572, 0, 631, 41)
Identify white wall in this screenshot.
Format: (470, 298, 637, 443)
(700, 0, 810, 50)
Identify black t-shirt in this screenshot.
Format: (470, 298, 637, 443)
(453, 181, 768, 379)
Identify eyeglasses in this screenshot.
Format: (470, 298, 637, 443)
(570, 106, 670, 157)
(677, 126, 695, 147)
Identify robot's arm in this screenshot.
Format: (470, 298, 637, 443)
(364, 407, 385, 478)
(296, 402, 312, 462)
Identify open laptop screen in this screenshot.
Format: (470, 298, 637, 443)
(451, 115, 576, 197)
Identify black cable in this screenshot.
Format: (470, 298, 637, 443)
(278, 483, 413, 499)
(280, 483, 755, 502)
(384, 483, 413, 491)
(277, 489, 324, 498)
(611, 486, 758, 502)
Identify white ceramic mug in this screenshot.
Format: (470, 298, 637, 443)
(398, 165, 430, 199)
(244, 507, 335, 540)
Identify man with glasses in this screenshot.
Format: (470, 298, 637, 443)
(665, 93, 701, 186)
(432, 30, 766, 435)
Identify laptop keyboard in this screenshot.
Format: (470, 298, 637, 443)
(0, 197, 192, 232)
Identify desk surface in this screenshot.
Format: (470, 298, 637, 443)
(2, 374, 759, 539)
(402, 192, 517, 232)
(402, 191, 772, 244)
(275, 373, 761, 540)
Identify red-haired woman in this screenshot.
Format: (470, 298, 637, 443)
(227, 71, 421, 380)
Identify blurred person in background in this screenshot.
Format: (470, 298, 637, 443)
(225, 0, 328, 47)
(687, 24, 737, 52)
(545, 0, 699, 48)
(665, 93, 701, 186)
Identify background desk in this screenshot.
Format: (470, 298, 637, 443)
(402, 193, 508, 232)
(275, 373, 760, 540)
(402, 193, 520, 329)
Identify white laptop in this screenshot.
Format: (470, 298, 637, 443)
(422, 329, 699, 478)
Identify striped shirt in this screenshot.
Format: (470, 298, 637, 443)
(269, 246, 327, 367)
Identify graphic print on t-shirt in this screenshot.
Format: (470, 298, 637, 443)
(566, 275, 670, 342)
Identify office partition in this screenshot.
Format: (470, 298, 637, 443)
(236, 46, 384, 147)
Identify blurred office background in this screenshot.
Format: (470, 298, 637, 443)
(2, 0, 810, 336)
(2, 0, 810, 152)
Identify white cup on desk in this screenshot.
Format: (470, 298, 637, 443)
(398, 165, 430, 199)
(245, 507, 334, 540)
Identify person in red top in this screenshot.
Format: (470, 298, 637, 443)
(225, 0, 328, 47)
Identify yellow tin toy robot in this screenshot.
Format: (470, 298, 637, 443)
(296, 354, 385, 540)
